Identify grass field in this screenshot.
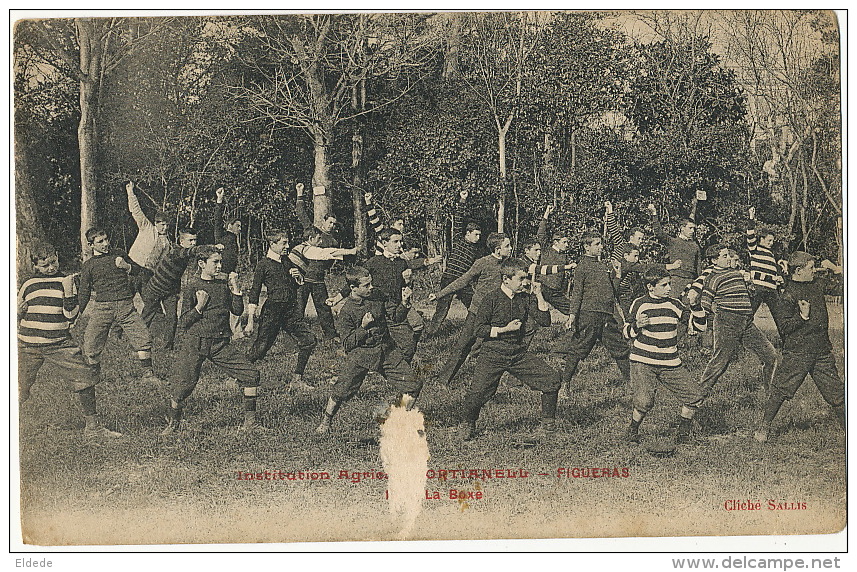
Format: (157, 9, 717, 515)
(17, 291, 846, 545)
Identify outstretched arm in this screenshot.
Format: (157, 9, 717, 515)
(294, 183, 313, 231)
(126, 181, 151, 230)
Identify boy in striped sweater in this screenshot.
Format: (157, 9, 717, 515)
(18, 246, 121, 437)
(698, 244, 778, 397)
(624, 267, 707, 444)
(746, 207, 784, 316)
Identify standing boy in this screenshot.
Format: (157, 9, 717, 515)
(561, 233, 630, 396)
(623, 268, 707, 445)
(316, 266, 421, 435)
(697, 244, 778, 396)
(18, 246, 121, 437)
(746, 206, 784, 316)
(460, 258, 561, 440)
(426, 190, 483, 335)
(139, 228, 200, 350)
(604, 200, 646, 266)
(163, 246, 261, 434)
(536, 204, 574, 315)
(245, 230, 317, 390)
(214, 187, 243, 337)
(429, 232, 513, 386)
(755, 252, 844, 441)
(78, 228, 159, 385)
(126, 181, 171, 293)
(295, 182, 340, 341)
(648, 202, 701, 298)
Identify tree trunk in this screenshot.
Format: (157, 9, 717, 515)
(14, 145, 51, 279)
(443, 13, 461, 80)
(76, 18, 103, 260)
(497, 121, 511, 234)
(351, 130, 368, 256)
(425, 196, 442, 258)
(311, 126, 333, 227)
(798, 146, 809, 249)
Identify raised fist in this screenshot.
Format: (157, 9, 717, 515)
(115, 257, 131, 272)
(544, 204, 555, 218)
(460, 189, 469, 201)
(195, 290, 210, 311)
(215, 187, 225, 201)
(296, 182, 305, 195)
(646, 203, 657, 215)
(604, 200, 613, 214)
(364, 191, 373, 204)
(748, 206, 756, 220)
(126, 181, 135, 194)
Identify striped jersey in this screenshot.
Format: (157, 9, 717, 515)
(623, 295, 706, 367)
(700, 267, 753, 316)
(746, 221, 781, 291)
(17, 274, 78, 346)
(684, 266, 715, 299)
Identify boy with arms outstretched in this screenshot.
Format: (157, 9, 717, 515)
(755, 252, 844, 441)
(316, 266, 421, 435)
(460, 258, 561, 441)
(18, 246, 121, 437)
(163, 246, 261, 434)
(623, 267, 707, 445)
(78, 228, 160, 385)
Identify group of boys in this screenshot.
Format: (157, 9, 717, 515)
(18, 184, 845, 447)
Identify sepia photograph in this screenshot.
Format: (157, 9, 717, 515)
(10, 8, 846, 549)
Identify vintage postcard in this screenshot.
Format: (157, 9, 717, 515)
(11, 9, 846, 549)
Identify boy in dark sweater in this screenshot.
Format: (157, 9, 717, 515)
(429, 232, 513, 386)
(140, 228, 200, 350)
(316, 266, 420, 435)
(163, 246, 261, 434)
(648, 202, 702, 295)
(426, 190, 483, 336)
(623, 267, 707, 445)
(245, 230, 317, 390)
(755, 252, 844, 442)
(18, 246, 121, 438)
(78, 228, 159, 386)
(460, 258, 561, 441)
(698, 244, 778, 396)
(536, 204, 573, 315)
(560, 233, 630, 397)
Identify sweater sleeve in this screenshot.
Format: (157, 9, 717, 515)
(536, 217, 550, 247)
(451, 199, 467, 242)
(530, 294, 552, 327)
(339, 306, 367, 352)
(605, 211, 626, 252)
(436, 257, 483, 299)
(568, 263, 586, 315)
(127, 187, 152, 230)
(771, 292, 805, 338)
(178, 285, 203, 330)
(214, 201, 225, 243)
(651, 213, 669, 241)
(78, 262, 93, 314)
(230, 293, 245, 317)
(247, 262, 265, 306)
(295, 197, 313, 232)
(365, 199, 383, 235)
(474, 294, 495, 339)
(623, 298, 641, 339)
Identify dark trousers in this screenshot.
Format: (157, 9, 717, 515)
(541, 284, 570, 315)
(298, 280, 338, 339)
(699, 311, 778, 395)
(463, 346, 560, 422)
(172, 336, 259, 402)
(437, 312, 481, 385)
(561, 310, 630, 384)
(427, 275, 473, 333)
(19, 339, 99, 394)
(247, 301, 317, 373)
(131, 266, 154, 295)
(388, 321, 417, 363)
(751, 287, 779, 315)
(771, 350, 843, 407)
(332, 344, 420, 403)
(140, 288, 179, 349)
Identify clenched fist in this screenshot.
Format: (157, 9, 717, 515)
(115, 257, 131, 272)
(195, 290, 210, 312)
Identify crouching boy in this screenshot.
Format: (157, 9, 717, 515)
(18, 246, 121, 438)
(623, 268, 707, 445)
(755, 252, 845, 442)
(163, 246, 261, 434)
(316, 266, 421, 435)
(460, 258, 561, 441)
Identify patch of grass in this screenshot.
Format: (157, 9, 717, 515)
(18, 301, 846, 544)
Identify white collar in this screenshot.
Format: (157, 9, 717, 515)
(266, 248, 282, 262)
(500, 284, 516, 299)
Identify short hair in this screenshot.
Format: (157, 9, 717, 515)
(386, 213, 405, 225)
(624, 226, 645, 240)
(226, 216, 242, 227)
(30, 244, 58, 265)
(154, 211, 168, 223)
(705, 243, 727, 262)
(758, 227, 775, 240)
(520, 238, 541, 252)
(678, 218, 695, 229)
(581, 232, 601, 248)
(619, 243, 640, 256)
(486, 232, 508, 253)
(267, 229, 289, 245)
(465, 222, 481, 234)
(378, 227, 403, 244)
(345, 265, 371, 288)
(85, 227, 108, 244)
(178, 227, 197, 238)
(303, 227, 323, 243)
(195, 245, 221, 265)
(642, 266, 671, 288)
(788, 251, 815, 272)
(500, 257, 529, 279)
(552, 230, 569, 243)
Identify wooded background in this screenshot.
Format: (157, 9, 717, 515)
(13, 11, 842, 276)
